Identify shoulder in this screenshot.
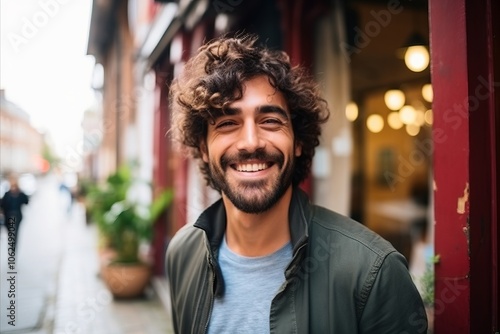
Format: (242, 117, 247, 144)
(166, 224, 204, 260)
(165, 223, 209, 298)
(1, 192, 11, 204)
(309, 206, 397, 260)
(306, 206, 414, 305)
(165, 223, 210, 280)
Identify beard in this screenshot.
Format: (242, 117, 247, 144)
(207, 148, 295, 214)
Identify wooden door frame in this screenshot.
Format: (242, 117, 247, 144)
(429, 0, 499, 332)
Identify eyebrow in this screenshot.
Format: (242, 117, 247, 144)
(224, 105, 290, 120)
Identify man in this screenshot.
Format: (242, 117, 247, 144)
(1, 175, 29, 252)
(166, 34, 427, 333)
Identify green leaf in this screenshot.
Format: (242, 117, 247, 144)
(84, 163, 174, 264)
(150, 189, 174, 222)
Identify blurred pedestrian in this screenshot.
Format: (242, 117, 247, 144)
(166, 34, 427, 333)
(0, 175, 29, 253)
(59, 181, 74, 213)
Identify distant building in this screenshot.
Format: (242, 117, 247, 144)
(79, 106, 103, 181)
(0, 89, 44, 175)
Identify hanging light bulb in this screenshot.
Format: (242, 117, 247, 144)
(404, 46, 429, 72)
(384, 89, 405, 110)
(414, 109, 426, 126)
(422, 83, 433, 102)
(399, 32, 430, 72)
(399, 105, 417, 125)
(345, 102, 359, 122)
(424, 109, 433, 125)
(387, 111, 404, 130)
(366, 114, 384, 133)
(406, 124, 420, 136)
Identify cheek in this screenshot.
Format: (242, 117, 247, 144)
(205, 135, 235, 161)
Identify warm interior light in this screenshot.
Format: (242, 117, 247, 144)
(422, 83, 433, 102)
(406, 124, 420, 136)
(345, 102, 359, 121)
(399, 105, 417, 125)
(387, 111, 403, 130)
(215, 14, 230, 32)
(384, 89, 405, 110)
(414, 110, 426, 126)
(405, 45, 430, 72)
(424, 109, 433, 125)
(367, 114, 384, 133)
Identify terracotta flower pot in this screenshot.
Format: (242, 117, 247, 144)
(101, 262, 151, 298)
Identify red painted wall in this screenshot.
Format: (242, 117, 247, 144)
(152, 61, 173, 276)
(430, 0, 499, 332)
(429, 0, 470, 330)
(278, 0, 326, 196)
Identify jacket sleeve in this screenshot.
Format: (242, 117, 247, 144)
(358, 252, 428, 334)
(165, 241, 180, 334)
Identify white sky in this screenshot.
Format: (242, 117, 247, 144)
(0, 0, 96, 163)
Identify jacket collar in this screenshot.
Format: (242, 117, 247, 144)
(193, 187, 312, 255)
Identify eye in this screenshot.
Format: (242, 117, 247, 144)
(260, 117, 286, 129)
(215, 120, 238, 130)
(263, 118, 282, 124)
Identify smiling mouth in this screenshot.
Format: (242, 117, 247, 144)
(233, 162, 272, 172)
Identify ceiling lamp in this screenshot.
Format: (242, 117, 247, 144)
(424, 109, 433, 125)
(405, 46, 429, 72)
(401, 33, 429, 72)
(422, 83, 433, 102)
(406, 123, 420, 136)
(414, 110, 426, 126)
(345, 102, 359, 122)
(367, 114, 384, 133)
(387, 111, 404, 130)
(399, 105, 417, 125)
(384, 89, 405, 110)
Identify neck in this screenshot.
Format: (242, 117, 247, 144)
(222, 186, 293, 257)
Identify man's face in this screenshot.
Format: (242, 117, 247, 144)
(9, 178, 19, 192)
(202, 75, 302, 214)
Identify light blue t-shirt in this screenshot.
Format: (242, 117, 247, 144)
(207, 236, 293, 334)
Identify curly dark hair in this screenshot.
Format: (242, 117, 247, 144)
(169, 34, 329, 189)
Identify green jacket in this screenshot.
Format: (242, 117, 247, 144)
(166, 188, 428, 333)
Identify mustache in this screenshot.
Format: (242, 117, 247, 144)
(220, 149, 284, 169)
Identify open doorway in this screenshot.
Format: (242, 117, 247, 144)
(345, 0, 432, 274)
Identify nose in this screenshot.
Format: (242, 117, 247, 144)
(235, 121, 266, 152)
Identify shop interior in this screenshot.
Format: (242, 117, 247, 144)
(346, 0, 433, 269)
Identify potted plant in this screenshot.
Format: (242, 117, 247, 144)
(86, 166, 131, 253)
(86, 166, 173, 298)
(420, 254, 439, 333)
(100, 188, 173, 298)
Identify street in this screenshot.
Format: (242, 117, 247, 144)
(0, 174, 172, 334)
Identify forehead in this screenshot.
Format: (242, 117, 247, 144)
(228, 76, 288, 111)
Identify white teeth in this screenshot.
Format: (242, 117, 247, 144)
(236, 163, 267, 172)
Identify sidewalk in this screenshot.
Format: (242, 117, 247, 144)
(1, 174, 173, 334)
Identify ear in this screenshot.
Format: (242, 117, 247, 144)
(295, 142, 302, 157)
(200, 141, 209, 162)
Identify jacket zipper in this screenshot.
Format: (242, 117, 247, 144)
(202, 256, 216, 334)
(285, 242, 307, 280)
(278, 247, 305, 297)
(270, 241, 307, 333)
